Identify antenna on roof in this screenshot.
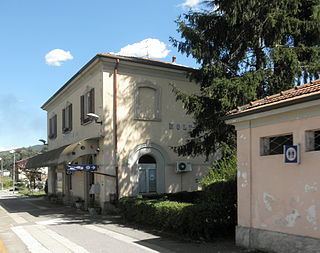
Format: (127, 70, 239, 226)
(145, 39, 149, 58)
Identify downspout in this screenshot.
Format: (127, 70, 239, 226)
(114, 59, 120, 200)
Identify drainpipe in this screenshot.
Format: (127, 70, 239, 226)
(114, 59, 120, 200)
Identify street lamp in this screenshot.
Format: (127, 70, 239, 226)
(0, 158, 3, 190)
(10, 150, 15, 193)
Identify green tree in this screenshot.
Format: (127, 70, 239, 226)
(171, 0, 320, 158)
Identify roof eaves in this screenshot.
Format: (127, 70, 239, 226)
(225, 92, 320, 121)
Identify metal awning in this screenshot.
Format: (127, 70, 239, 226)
(25, 138, 99, 169)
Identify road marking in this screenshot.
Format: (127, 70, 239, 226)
(0, 205, 27, 224)
(31, 225, 89, 253)
(85, 225, 173, 253)
(0, 239, 8, 253)
(26, 225, 72, 253)
(11, 226, 50, 253)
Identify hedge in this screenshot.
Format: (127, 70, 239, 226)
(119, 180, 237, 240)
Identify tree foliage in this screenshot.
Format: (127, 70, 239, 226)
(171, 0, 320, 158)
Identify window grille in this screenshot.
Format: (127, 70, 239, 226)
(306, 130, 320, 152)
(261, 134, 293, 156)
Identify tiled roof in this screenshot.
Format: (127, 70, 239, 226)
(226, 79, 320, 118)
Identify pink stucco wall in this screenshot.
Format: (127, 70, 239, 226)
(236, 112, 320, 239)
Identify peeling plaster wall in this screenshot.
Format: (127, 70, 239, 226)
(236, 107, 320, 242)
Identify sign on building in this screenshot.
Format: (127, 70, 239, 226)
(284, 145, 300, 164)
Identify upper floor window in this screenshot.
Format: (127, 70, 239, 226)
(306, 130, 320, 152)
(62, 103, 72, 133)
(134, 83, 161, 121)
(261, 134, 293, 156)
(80, 88, 95, 125)
(49, 114, 57, 139)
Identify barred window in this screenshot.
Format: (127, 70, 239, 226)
(306, 130, 320, 152)
(261, 134, 293, 156)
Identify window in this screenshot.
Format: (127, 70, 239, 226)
(134, 83, 161, 121)
(62, 103, 72, 133)
(48, 114, 57, 139)
(138, 155, 157, 193)
(306, 130, 320, 151)
(261, 134, 293, 156)
(80, 88, 95, 124)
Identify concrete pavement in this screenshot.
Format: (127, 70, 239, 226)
(0, 190, 260, 253)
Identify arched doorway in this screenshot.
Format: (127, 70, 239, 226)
(138, 155, 156, 193)
(128, 142, 167, 195)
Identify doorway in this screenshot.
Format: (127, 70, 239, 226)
(138, 154, 156, 193)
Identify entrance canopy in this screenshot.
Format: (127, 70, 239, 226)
(25, 138, 99, 169)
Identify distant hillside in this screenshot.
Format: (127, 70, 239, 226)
(0, 145, 45, 156)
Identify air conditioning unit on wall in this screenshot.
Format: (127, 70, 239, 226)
(176, 161, 192, 173)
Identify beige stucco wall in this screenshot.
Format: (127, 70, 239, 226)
(233, 103, 320, 240)
(102, 62, 207, 200)
(44, 58, 209, 207)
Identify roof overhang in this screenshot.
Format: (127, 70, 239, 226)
(41, 54, 197, 111)
(225, 92, 320, 123)
(25, 138, 99, 169)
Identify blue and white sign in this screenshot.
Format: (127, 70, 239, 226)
(67, 165, 98, 171)
(284, 145, 300, 164)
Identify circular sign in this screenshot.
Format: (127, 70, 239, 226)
(179, 162, 187, 171)
(286, 147, 297, 161)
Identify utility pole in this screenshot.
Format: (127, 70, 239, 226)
(0, 158, 3, 190)
(10, 150, 15, 193)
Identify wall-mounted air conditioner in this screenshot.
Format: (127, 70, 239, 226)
(176, 161, 192, 173)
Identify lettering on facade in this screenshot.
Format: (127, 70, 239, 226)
(168, 123, 195, 131)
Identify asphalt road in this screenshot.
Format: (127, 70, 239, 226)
(0, 190, 255, 253)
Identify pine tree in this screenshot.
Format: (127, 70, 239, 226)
(171, 0, 320, 158)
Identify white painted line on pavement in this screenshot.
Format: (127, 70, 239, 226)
(85, 224, 174, 253)
(0, 205, 27, 224)
(11, 226, 51, 253)
(33, 225, 89, 253)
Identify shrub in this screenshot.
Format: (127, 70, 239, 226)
(200, 152, 237, 187)
(119, 193, 236, 240)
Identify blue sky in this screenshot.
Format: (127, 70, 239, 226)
(0, 0, 202, 151)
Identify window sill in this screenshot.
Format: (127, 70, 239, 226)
(81, 119, 93, 126)
(63, 129, 72, 134)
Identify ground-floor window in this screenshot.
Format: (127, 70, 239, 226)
(261, 134, 293, 156)
(306, 129, 320, 151)
(138, 155, 157, 193)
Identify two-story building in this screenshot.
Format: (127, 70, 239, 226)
(225, 80, 320, 253)
(26, 54, 208, 209)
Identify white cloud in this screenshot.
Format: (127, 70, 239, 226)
(114, 38, 170, 59)
(45, 49, 73, 66)
(180, 0, 201, 8)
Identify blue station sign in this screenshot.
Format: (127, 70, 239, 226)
(67, 165, 98, 171)
(284, 145, 300, 164)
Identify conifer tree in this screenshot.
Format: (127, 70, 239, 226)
(171, 0, 320, 158)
